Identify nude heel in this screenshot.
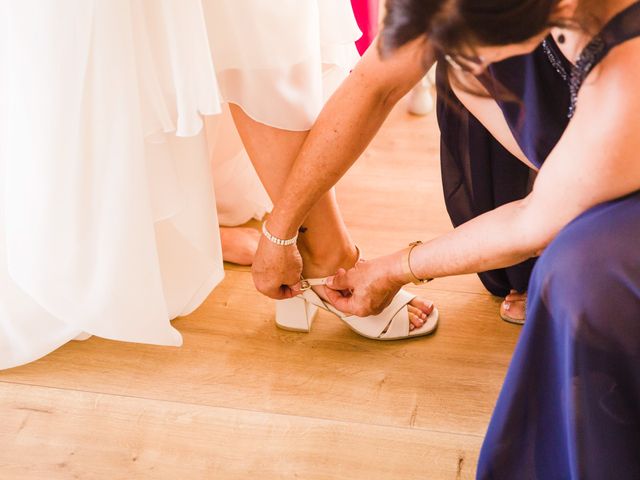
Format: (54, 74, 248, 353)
(275, 295, 319, 332)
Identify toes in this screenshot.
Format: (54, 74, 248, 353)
(509, 300, 526, 316)
(408, 306, 426, 329)
(408, 305, 426, 321)
(410, 297, 434, 315)
(501, 295, 526, 323)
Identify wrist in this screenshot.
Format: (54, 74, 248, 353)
(262, 220, 298, 247)
(386, 250, 412, 287)
(394, 241, 433, 286)
(264, 209, 301, 240)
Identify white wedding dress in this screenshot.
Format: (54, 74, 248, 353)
(0, 0, 360, 369)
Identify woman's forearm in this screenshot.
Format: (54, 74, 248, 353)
(267, 71, 399, 237)
(389, 198, 556, 284)
(267, 39, 433, 238)
(401, 60, 640, 284)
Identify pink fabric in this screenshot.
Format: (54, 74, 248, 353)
(351, 0, 379, 55)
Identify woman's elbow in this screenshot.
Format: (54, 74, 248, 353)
(515, 198, 559, 258)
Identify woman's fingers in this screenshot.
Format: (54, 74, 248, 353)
(251, 237, 305, 300)
(277, 285, 298, 299)
(287, 281, 304, 296)
(326, 263, 400, 317)
(325, 268, 362, 314)
(324, 287, 356, 314)
(256, 282, 290, 300)
(326, 268, 352, 291)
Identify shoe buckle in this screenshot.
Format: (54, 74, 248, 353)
(300, 279, 311, 291)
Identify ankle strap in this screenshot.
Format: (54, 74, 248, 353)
(299, 245, 361, 291)
(300, 278, 329, 290)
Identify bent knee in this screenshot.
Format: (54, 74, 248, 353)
(529, 195, 640, 334)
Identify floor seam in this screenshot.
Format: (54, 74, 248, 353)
(0, 380, 485, 440)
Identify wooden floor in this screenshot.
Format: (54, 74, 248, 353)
(0, 99, 522, 479)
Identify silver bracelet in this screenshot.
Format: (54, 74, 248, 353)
(262, 221, 298, 246)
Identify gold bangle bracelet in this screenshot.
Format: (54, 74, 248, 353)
(403, 241, 433, 285)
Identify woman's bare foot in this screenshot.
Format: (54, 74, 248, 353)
(406, 297, 436, 331)
(301, 247, 435, 331)
(500, 290, 527, 325)
(220, 227, 260, 266)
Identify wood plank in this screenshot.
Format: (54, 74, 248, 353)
(0, 92, 523, 478)
(0, 382, 480, 480)
(337, 107, 485, 295)
(0, 270, 519, 438)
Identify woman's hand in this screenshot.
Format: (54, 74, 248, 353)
(251, 234, 304, 299)
(324, 254, 406, 317)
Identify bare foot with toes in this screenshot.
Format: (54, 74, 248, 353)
(500, 290, 527, 325)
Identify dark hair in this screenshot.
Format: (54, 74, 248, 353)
(380, 0, 560, 59)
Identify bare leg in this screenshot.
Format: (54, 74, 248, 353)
(229, 104, 433, 330)
(228, 105, 359, 274)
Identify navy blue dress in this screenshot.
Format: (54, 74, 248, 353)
(437, 3, 640, 478)
(436, 66, 539, 297)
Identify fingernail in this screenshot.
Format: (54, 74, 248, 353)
(421, 313, 427, 319)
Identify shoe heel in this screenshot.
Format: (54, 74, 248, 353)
(275, 295, 318, 333)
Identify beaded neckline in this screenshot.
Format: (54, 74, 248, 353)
(541, 0, 640, 118)
(542, 35, 606, 119)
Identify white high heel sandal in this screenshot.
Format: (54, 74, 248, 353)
(261, 220, 439, 340)
(275, 278, 439, 341)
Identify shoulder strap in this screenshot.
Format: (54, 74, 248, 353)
(568, 1, 640, 117)
(599, 1, 640, 48)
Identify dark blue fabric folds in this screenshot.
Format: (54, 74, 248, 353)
(434, 2, 640, 477)
(478, 192, 640, 479)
